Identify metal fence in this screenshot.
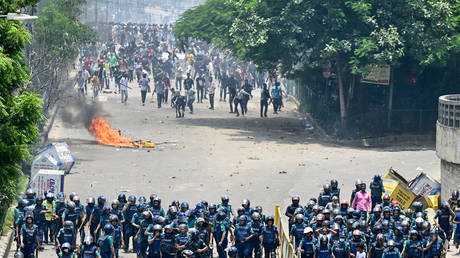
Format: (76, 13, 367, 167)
(287, 80, 437, 139)
(274, 204, 300, 258)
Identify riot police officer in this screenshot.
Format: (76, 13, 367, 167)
(260, 216, 278, 258)
(232, 215, 255, 258)
(98, 224, 116, 258)
(79, 235, 101, 258)
(20, 213, 39, 258)
(318, 184, 333, 207)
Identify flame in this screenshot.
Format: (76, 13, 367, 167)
(89, 117, 136, 147)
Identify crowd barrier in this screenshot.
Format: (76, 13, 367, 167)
(274, 204, 300, 258)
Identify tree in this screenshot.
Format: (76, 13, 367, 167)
(0, 0, 44, 217)
(175, 0, 459, 128)
(26, 0, 96, 112)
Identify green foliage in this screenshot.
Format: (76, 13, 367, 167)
(175, 0, 460, 126)
(0, 0, 44, 227)
(34, 0, 96, 63)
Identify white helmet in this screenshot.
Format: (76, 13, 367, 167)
(304, 227, 313, 234)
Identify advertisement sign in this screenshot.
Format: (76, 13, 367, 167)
(361, 65, 391, 85)
(32, 142, 75, 177)
(382, 178, 416, 210)
(410, 173, 441, 197)
(30, 170, 65, 197)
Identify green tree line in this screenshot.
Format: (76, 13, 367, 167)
(174, 0, 460, 132)
(0, 0, 95, 231)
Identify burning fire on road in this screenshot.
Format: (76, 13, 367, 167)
(89, 117, 155, 148)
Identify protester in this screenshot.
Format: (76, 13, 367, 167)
(138, 73, 150, 106)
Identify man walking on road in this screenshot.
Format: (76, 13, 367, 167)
(187, 87, 196, 114)
(139, 73, 150, 106)
(120, 73, 129, 105)
(260, 83, 270, 117)
(208, 78, 216, 110)
(155, 76, 165, 108)
(196, 73, 205, 103)
(271, 82, 281, 114)
(76, 71, 86, 99)
(184, 73, 194, 91)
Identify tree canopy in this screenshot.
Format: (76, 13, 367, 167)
(175, 0, 460, 126)
(0, 0, 44, 212)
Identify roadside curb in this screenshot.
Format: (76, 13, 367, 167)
(287, 95, 332, 142)
(0, 230, 14, 258)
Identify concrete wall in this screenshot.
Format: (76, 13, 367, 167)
(441, 160, 460, 200)
(436, 122, 460, 164)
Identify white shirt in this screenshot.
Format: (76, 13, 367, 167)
(120, 77, 128, 91)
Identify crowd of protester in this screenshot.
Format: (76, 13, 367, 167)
(11, 175, 460, 257)
(75, 23, 286, 118)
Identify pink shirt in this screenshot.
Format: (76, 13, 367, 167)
(352, 191, 372, 211)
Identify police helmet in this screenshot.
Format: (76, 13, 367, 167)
(409, 229, 418, 236)
(164, 224, 173, 232)
(46, 193, 54, 200)
(109, 215, 119, 222)
(14, 250, 24, 258)
(221, 195, 229, 203)
(266, 216, 275, 223)
(153, 224, 162, 232)
(25, 188, 35, 196)
(304, 227, 313, 234)
(169, 206, 178, 214)
(330, 179, 338, 187)
(64, 220, 74, 229)
(18, 199, 28, 208)
(181, 202, 189, 209)
(87, 197, 95, 205)
(67, 201, 76, 210)
(84, 235, 93, 245)
(128, 195, 136, 203)
(241, 199, 250, 207)
(142, 211, 151, 219)
(138, 196, 146, 204)
(228, 246, 238, 257)
(111, 200, 120, 207)
(239, 215, 247, 222)
(61, 242, 72, 251)
(251, 212, 261, 221)
(69, 192, 77, 201)
(295, 214, 304, 222)
(196, 217, 205, 224)
(103, 224, 113, 233)
(323, 184, 331, 191)
(118, 193, 126, 202)
(387, 240, 395, 246)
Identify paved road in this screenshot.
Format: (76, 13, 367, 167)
(11, 79, 446, 257)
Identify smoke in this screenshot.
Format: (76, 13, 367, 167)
(59, 97, 102, 129)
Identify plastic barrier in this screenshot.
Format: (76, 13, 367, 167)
(274, 204, 300, 258)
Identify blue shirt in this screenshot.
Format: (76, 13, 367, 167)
(454, 214, 460, 234)
(271, 87, 281, 99)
